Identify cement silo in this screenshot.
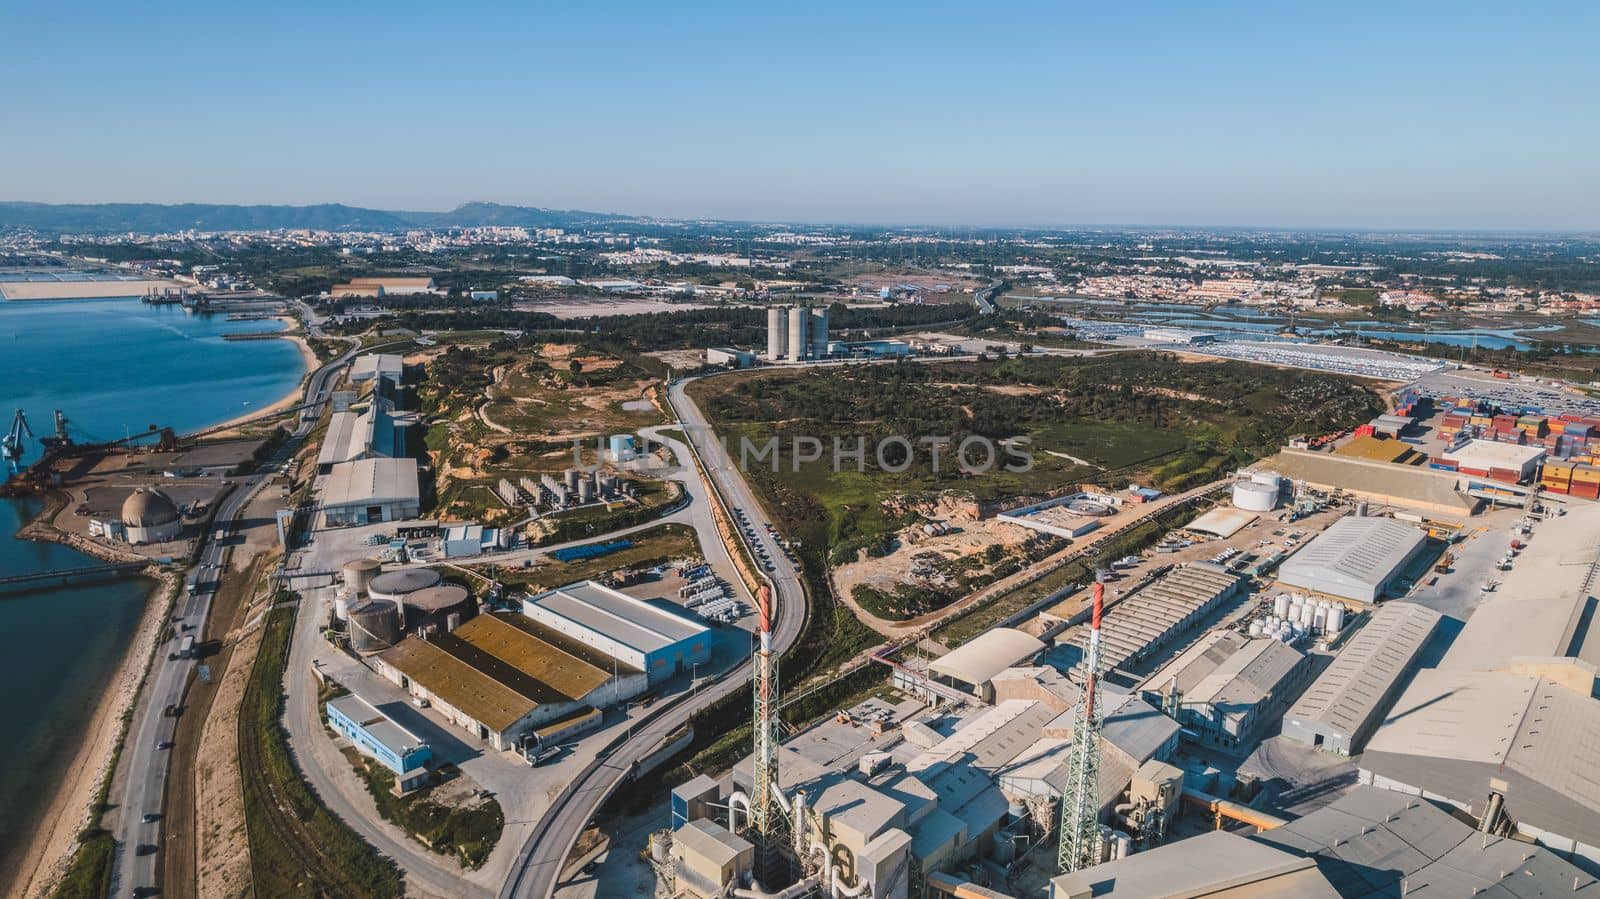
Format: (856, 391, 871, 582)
(348, 598, 402, 652)
(787, 307, 807, 361)
(578, 478, 596, 503)
(342, 558, 382, 597)
(1233, 480, 1279, 512)
(564, 468, 581, 492)
(368, 568, 443, 604)
(809, 307, 829, 359)
(767, 306, 789, 360)
(402, 584, 474, 632)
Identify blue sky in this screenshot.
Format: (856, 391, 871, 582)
(2, 1, 1596, 229)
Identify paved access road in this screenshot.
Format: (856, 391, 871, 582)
(109, 335, 355, 897)
(499, 377, 809, 899)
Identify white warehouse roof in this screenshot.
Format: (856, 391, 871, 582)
(523, 580, 707, 655)
(321, 458, 420, 508)
(929, 629, 1044, 687)
(1440, 439, 1546, 470)
(1277, 516, 1427, 602)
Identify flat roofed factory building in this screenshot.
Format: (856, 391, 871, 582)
(325, 693, 432, 792)
(1280, 601, 1441, 755)
(319, 457, 422, 527)
(1277, 515, 1429, 603)
(522, 580, 711, 685)
(373, 612, 647, 751)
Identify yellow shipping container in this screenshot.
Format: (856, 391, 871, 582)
(1571, 466, 1600, 484)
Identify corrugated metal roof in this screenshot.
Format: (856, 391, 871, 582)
(321, 457, 420, 507)
(1278, 516, 1427, 599)
(927, 628, 1044, 687)
(1286, 601, 1440, 739)
(524, 580, 708, 655)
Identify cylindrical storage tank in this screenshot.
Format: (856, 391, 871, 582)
(1273, 594, 1291, 617)
(348, 599, 402, 652)
(446, 611, 462, 633)
(402, 583, 474, 631)
(368, 567, 443, 603)
(578, 479, 595, 503)
(1233, 480, 1279, 512)
(767, 306, 788, 359)
(1298, 604, 1316, 628)
(788, 308, 806, 360)
(334, 591, 351, 622)
(1327, 605, 1346, 635)
(565, 468, 581, 491)
(809, 307, 828, 359)
(1313, 606, 1328, 632)
(343, 558, 382, 597)
(1249, 622, 1264, 638)
(650, 831, 671, 864)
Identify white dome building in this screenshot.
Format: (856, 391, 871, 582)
(122, 488, 182, 545)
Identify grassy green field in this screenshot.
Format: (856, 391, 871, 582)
(690, 353, 1382, 570)
(492, 523, 700, 590)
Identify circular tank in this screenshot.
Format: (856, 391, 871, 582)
(565, 468, 581, 491)
(1250, 470, 1283, 488)
(578, 480, 596, 503)
(1313, 607, 1328, 631)
(1249, 622, 1265, 638)
(334, 591, 351, 621)
(343, 558, 382, 597)
(1298, 604, 1316, 628)
(348, 599, 402, 652)
(402, 584, 474, 630)
(368, 567, 443, 602)
(1232, 480, 1280, 512)
(1327, 605, 1346, 635)
(1273, 594, 1291, 617)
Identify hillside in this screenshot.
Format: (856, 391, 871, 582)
(0, 200, 638, 234)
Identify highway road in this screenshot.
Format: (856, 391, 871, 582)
(108, 330, 355, 897)
(499, 377, 810, 899)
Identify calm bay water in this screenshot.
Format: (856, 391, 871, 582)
(0, 297, 307, 875)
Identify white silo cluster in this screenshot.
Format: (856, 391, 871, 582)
(1250, 593, 1347, 645)
(765, 305, 830, 362)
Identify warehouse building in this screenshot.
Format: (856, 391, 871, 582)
(1138, 631, 1311, 751)
(1276, 515, 1429, 603)
(1059, 563, 1245, 675)
(373, 612, 647, 750)
(1359, 668, 1600, 869)
(1281, 601, 1440, 755)
(351, 353, 405, 384)
(320, 457, 422, 527)
(670, 819, 755, 899)
(1439, 438, 1546, 483)
(1262, 447, 1482, 519)
(1051, 785, 1600, 899)
(927, 628, 1046, 701)
(316, 397, 407, 473)
(522, 580, 711, 685)
(325, 693, 432, 792)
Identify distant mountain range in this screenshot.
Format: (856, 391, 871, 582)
(0, 201, 643, 235)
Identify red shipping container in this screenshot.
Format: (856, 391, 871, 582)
(1572, 481, 1600, 500)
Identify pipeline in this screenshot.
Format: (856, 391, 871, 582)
(733, 877, 820, 899)
(1181, 787, 1288, 831)
(728, 790, 751, 834)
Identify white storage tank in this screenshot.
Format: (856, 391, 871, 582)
(1273, 594, 1291, 617)
(1313, 606, 1328, 632)
(342, 558, 382, 597)
(1249, 621, 1265, 638)
(1327, 605, 1346, 635)
(1233, 480, 1280, 512)
(1299, 604, 1316, 628)
(334, 591, 351, 622)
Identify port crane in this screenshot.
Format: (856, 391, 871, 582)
(3, 409, 34, 467)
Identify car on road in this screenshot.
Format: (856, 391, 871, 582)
(141, 812, 161, 823)
(156, 740, 174, 750)
(136, 843, 158, 856)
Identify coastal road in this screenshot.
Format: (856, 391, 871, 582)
(108, 336, 356, 896)
(498, 376, 809, 899)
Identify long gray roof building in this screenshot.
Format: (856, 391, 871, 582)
(1281, 601, 1441, 755)
(1277, 515, 1429, 603)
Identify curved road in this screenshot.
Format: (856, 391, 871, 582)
(108, 327, 355, 897)
(499, 376, 808, 899)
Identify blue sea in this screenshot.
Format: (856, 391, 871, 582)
(0, 297, 308, 878)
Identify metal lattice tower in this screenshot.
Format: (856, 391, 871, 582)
(1059, 580, 1107, 874)
(751, 585, 783, 842)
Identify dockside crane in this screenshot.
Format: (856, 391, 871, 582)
(2, 409, 33, 467)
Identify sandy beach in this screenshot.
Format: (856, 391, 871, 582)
(0, 279, 186, 301)
(200, 323, 321, 436)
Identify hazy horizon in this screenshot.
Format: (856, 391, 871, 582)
(4, 1, 1597, 231)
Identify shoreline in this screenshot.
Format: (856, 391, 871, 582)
(197, 319, 321, 436)
(2, 490, 170, 898)
(7, 314, 318, 897)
